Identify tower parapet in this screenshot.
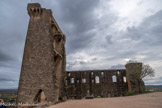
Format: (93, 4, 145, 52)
(27, 3, 42, 18)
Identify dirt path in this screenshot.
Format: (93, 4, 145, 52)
(48, 92, 162, 108)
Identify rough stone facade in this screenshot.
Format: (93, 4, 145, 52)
(66, 63, 145, 99)
(17, 3, 66, 106)
(125, 63, 145, 93)
(66, 69, 128, 99)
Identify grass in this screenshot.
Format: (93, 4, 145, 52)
(126, 91, 137, 96)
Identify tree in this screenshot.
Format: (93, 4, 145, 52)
(138, 64, 155, 93)
(141, 64, 155, 79)
(137, 64, 154, 93)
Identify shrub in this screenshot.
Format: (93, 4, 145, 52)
(126, 91, 136, 96)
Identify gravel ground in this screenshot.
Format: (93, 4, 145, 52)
(48, 92, 162, 108)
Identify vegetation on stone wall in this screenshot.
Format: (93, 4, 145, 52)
(126, 62, 155, 94)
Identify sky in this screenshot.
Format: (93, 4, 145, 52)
(0, 0, 162, 89)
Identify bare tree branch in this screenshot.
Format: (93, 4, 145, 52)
(141, 64, 155, 79)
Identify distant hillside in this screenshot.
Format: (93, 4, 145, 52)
(0, 89, 17, 92)
(0, 89, 17, 103)
(146, 85, 162, 90)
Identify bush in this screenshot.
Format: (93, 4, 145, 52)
(126, 91, 136, 96)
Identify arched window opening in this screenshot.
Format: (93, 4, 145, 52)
(92, 79, 94, 83)
(37, 8, 39, 12)
(33, 89, 46, 103)
(101, 72, 104, 76)
(91, 72, 94, 76)
(65, 80, 68, 85)
(117, 71, 120, 75)
(68, 73, 71, 76)
(71, 78, 74, 84)
(95, 76, 100, 84)
(57, 37, 61, 42)
(77, 80, 80, 83)
(82, 79, 86, 83)
(34, 9, 36, 12)
(123, 77, 127, 82)
(54, 55, 58, 62)
(112, 75, 117, 82)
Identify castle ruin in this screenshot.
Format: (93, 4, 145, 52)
(17, 3, 145, 107)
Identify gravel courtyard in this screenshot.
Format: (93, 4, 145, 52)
(48, 92, 162, 108)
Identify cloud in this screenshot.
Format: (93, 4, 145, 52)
(0, 0, 29, 89)
(65, 2, 162, 85)
(0, 51, 13, 61)
(144, 76, 162, 85)
(56, 0, 101, 54)
(111, 64, 125, 69)
(125, 10, 162, 43)
(120, 10, 162, 62)
(0, 78, 16, 82)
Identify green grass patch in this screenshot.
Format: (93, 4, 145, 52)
(126, 91, 136, 96)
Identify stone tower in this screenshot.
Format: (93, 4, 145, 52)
(17, 3, 66, 106)
(125, 63, 145, 93)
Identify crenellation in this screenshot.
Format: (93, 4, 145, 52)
(27, 3, 42, 18)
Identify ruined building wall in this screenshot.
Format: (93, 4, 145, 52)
(66, 69, 128, 99)
(17, 3, 66, 105)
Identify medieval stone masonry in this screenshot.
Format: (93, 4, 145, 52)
(17, 3, 66, 106)
(66, 69, 128, 99)
(66, 63, 145, 99)
(17, 3, 145, 107)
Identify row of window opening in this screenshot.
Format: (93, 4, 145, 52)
(68, 76, 127, 85)
(68, 71, 121, 77)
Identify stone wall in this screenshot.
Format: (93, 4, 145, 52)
(66, 69, 128, 99)
(17, 3, 66, 106)
(125, 63, 145, 93)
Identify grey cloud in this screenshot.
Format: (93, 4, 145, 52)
(103, 50, 136, 62)
(110, 64, 125, 69)
(105, 35, 113, 44)
(0, 51, 13, 61)
(0, 77, 16, 82)
(126, 10, 162, 45)
(53, 0, 101, 54)
(0, 0, 28, 61)
(67, 32, 96, 53)
(144, 77, 162, 85)
(137, 1, 143, 5)
(66, 61, 78, 70)
(0, 0, 29, 89)
(91, 58, 97, 61)
(58, 0, 100, 33)
(104, 10, 162, 64)
(0, 61, 21, 69)
(79, 61, 87, 65)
